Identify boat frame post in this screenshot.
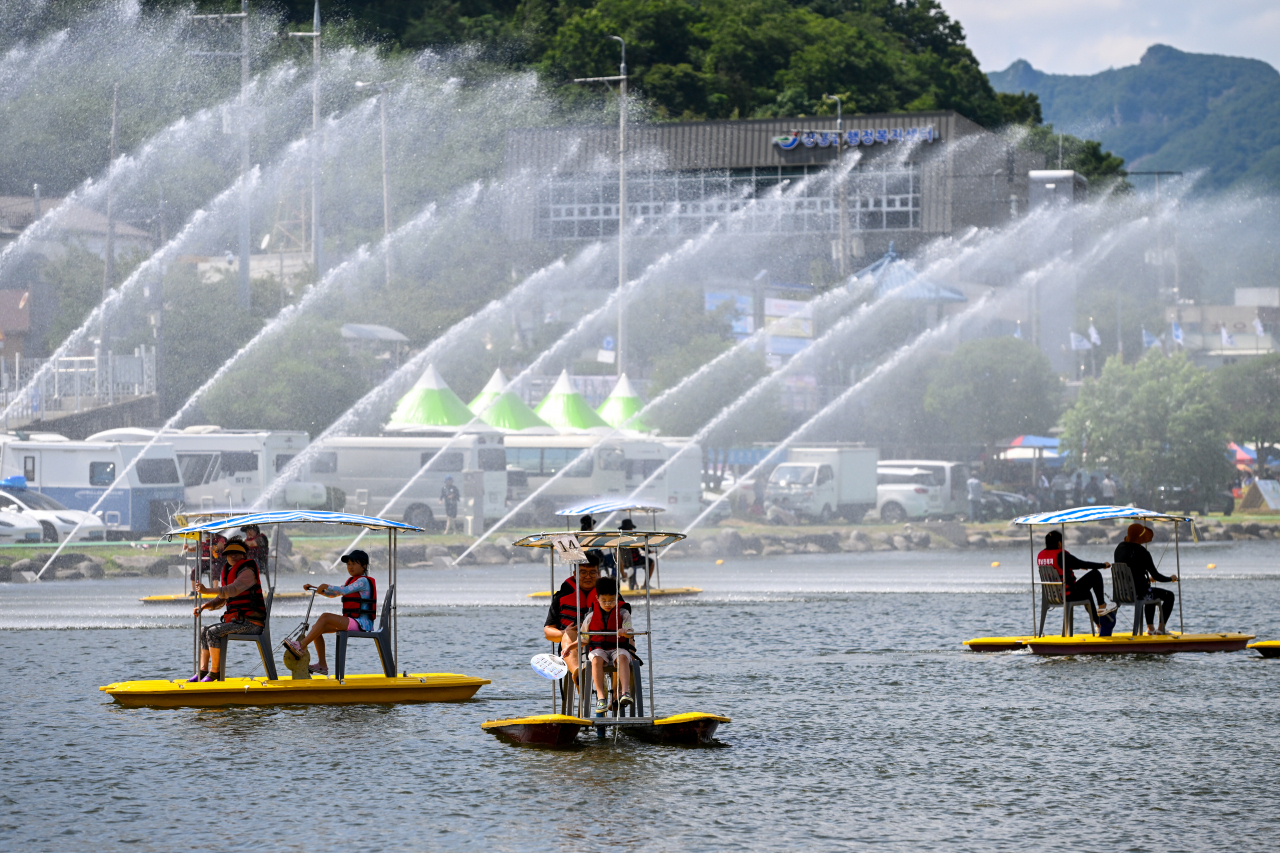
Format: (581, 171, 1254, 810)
(548, 547, 558, 712)
(390, 528, 398, 675)
(193, 530, 202, 675)
(644, 540, 654, 720)
(1175, 521, 1184, 635)
(1029, 527, 1036, 637)
(576, 560, 588, 719)
(1060, 522, 1070, 638)
(270, 523, 280, 596)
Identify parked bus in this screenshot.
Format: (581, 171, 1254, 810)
(88, 427, 326, 511)
(504, 435, 703, 523)
(307, 433, 507, 529)
(0, 438, 184, 538)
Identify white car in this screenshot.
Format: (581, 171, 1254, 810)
(0, 482, 107, 542)
(875, 466, 941, 524)
(0, 508, 43, 544)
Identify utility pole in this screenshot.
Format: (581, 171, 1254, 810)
(191, 1, 252, 310)
(824, 94, 846, 278)
(289, 1, 322, 277)
(574, 36, 628, 376)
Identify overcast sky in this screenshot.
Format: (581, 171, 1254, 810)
(944, 0, 1280, 76)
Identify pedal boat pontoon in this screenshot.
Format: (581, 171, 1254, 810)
(482, 527, 728, 747)
(101, 510, 489, 707)
(524, 501, 702, 600)
(1247, 641, 1280, 658)
(963, 505, 1253, 656)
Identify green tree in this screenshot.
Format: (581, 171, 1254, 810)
(1061, 350, 1232, 496)
(1018, 124, 1129, 190)
(1216, 353, 1280, 467)
(923, 337, 1060, 446)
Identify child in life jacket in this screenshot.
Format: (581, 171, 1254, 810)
(584, 577, 635, 715)
(284, 549, 376, 676)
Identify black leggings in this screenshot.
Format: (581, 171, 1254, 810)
(1141, 587, 1176, 625)
(1066, 569, 1106, 608)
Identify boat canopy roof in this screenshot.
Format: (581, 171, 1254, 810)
(514, 530, 686, 550)
(167, 510, 423, 537)
(1013, 505, 1195, 526)
(554, 499, 666, 516)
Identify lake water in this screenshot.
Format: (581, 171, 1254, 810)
(2, 541, 1278, 851)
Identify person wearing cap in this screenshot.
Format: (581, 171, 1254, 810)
(1114, 523, 1178, 635)
(617, 517, 650, 589)
(241, 523, 269, 569)
(439, 475, 461, 534)
(188, 539, 266, 682)
(283, 549, 376, 676)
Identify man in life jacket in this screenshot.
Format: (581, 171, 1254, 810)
(1038, 529, 1116, 624)
(284, 549, 376, 677)
(189, 539, 265, 682)
(584, 576, 636, 715)
(543, 551, 602, 680)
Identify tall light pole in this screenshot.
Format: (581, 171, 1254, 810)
(824, 93, 846, 278)
(289, 1, 322, 277)
(356, 80, 393, 288)
(574, 36, 627, 376)
(191, 0, 252, 310)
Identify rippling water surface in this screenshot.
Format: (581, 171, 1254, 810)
(2, 542, 1279, 852)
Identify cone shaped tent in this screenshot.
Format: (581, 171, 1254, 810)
(596, 373, 650, 431)
(469, 368, 554, 431)
(386, 364, 475, 429)
(534, 370, 610, 431)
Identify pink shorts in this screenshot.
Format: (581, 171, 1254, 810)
(347, 617, 361, 631)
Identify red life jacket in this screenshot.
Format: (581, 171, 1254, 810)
(245, 533, 269, 567)
(585, 601, 636, 655)
(555, 575, 599, 629)
(341, 573, 377, 628)
(1037, 547, 1074, 596)
(221, 559, 266, 624)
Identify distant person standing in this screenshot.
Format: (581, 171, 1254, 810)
(1083, 475, 1102, 505)
(439, 475, 461, 535)
(1101, 473, 1117, 504)
(966, 471, 984, 523)
(1072, 472, 1084, 506)
(1051, 471, 1069, 510)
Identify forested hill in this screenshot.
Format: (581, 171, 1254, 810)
(988, 45, 1280, 195)
(198, 0, 1040, 128)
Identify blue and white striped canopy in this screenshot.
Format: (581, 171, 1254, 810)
(1013, 505, 1195, 526)
(555, 499, 666, 517)
(166, 510, 422, 537)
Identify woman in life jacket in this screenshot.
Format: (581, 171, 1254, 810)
(584, 576, 636, 715)
(189, 539, 265, 682)
(284, 549, 376, 676)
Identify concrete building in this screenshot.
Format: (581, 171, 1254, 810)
(1166, 289, 1278, 368)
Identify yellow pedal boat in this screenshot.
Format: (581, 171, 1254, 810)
(101, 672, 490, 708)
(967, 632, 1255, 654)
(481, 714, 593, 746)
(526, 586, 701, 599)
(141, 591, 311, 604)
(1247, 640, 1280, 658)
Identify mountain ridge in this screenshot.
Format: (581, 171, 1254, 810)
(988, 45, 1280, 194)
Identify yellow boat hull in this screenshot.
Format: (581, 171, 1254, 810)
(141, 592, 312, 604)
(527, 587, 702, 599)
(1025, 632, 1253, 656)
(100, 672, 489, 708)
(623, 712, 730, 746)
(1248, 640, 1280, 658)
(481, 714, 592, 747)
(964, 636, 1032, 652)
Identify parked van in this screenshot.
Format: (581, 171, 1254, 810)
(0, 439, 184, 538)
(504, 435, 704, 523)
(89, 427, 326, 511)
(307, 433, 507, 528)
(875, 466, 942, 523)
(879, 459, 970, 518)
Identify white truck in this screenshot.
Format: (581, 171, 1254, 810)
(764, 445, 879, 522)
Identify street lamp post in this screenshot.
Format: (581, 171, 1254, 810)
(288, 1, 322, 278)
(356, 80, 393, 288)
(574, 36, 628, 377)
(824, 93, 846, 278)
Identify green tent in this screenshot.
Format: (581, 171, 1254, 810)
(469, 368, 553, 432)
(386, 364, 475, 428)
(535, 370, 610, 432)
(596, 373, 650, 431)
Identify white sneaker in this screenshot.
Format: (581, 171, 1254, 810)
(1096, 602, 1117, 617)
